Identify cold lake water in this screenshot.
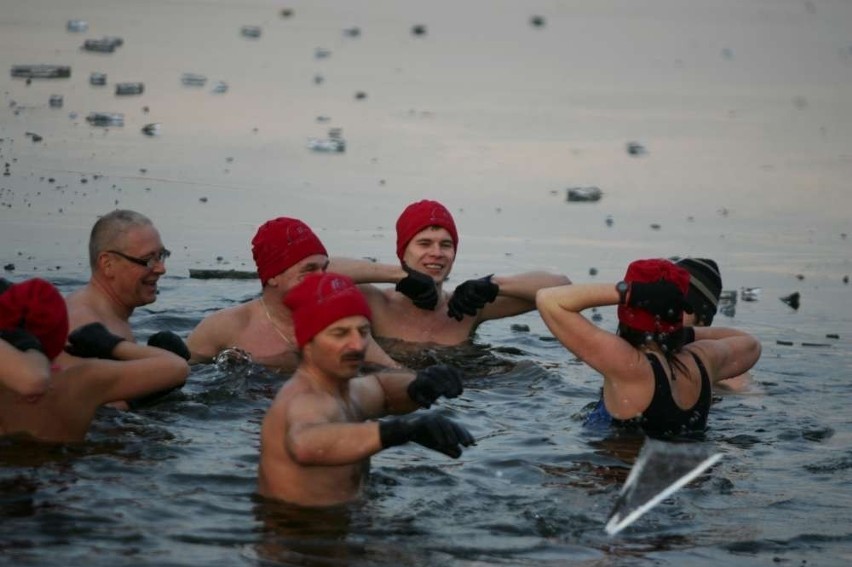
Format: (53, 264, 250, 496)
(1, 0, 852, 565)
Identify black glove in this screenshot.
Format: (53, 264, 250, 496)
(147, 331, 190, 361)
(395, 264, 439, 310)
(379, 413, 476, 458)
(0, 328, 45, 354)
(447, 275, 499, 321)
(64, 322, 125, 359)
(626, 280, 690, 323)
(407, 364, 464, 408)
(0, 278, 11, 295)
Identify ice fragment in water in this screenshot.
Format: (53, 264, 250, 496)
(11, 65, 71, 79)
(90, 72, 107, 85)
(181, 73, 207, 87)
(86, 112, 124, 127)
(115, 82, 144, 95)
(241, 25, 261, 38)
(566, 186, 602, 202)
(49, 95, 63, 108)
(67, 19, 88, 32)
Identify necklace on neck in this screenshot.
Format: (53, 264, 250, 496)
(260, 296, 293, 347)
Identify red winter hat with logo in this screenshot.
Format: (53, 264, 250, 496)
(0, 278, 69, 360)
(283, 272, 372, 348)
(617, 259, 690, 334)
(395, 200, 458, 262)
(251, 217, 328, 284)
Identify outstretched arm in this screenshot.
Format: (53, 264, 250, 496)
(329, 257, 406, 284)
(468, 271, 572, 322)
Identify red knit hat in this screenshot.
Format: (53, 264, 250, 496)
(283, 272, 372, 348)
(395, 200, 459, 262)
(617, 259, 690, 334)
(251, 217, 328, 284)
(0, 278, 69, 360)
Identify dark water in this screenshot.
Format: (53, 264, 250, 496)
(2, 272, 851, 567)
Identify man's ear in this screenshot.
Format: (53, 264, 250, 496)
(97, 251, 115, 276)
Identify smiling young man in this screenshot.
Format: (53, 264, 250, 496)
(257, 272, 474, 507)
(338, 200, 572, 346)
(186, 217, 399, 371)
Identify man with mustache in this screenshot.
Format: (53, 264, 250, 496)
(257, 272, 475, 507)
(187, 217, 399, 371)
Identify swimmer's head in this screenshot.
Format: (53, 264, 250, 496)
(252, 217, 328, 285)
(395, 200, 458, 263)
(674, 257, 722, 326)
(284, 272, 372, 348)
(0, 278, 69, 360)
(617, 258, 690, 335)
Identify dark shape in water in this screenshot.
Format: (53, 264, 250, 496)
(605, 215, 614, 226)
(141, 123, 160, 136)
(67, 19, 88, 33)
(343, 27, 361, 37)
(11, 65, 71, 79)
(181, 73, 207, 87)
(780, 292, 800, 310)
(843, 275, 849, 284)
(566, 186, 602, 202)
(3, 263, 14, 272)
(510, 324, 530, 332)
(115, 82, 144, 96)
(411, 24, 427, 36)
(49, 95, 63, 108)
(83, 37, 123, 53)
(795, 273, 805, 281)
(626, 141, 647, 156)
(650, 223, 661, 230)
(90, 72, 107, 85)
(280, 8, 293, 18)
(25, 132, 43, 143)
(589, 267, 598, 276)
(530, 15, 546, 28)
(241, 25, 261, 39)
(86, 112, 124, 127)
(189, 269, 258, 280)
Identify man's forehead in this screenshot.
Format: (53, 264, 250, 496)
(413, 226, 453, 241)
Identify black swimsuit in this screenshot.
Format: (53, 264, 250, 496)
(611, 351, 711, 437)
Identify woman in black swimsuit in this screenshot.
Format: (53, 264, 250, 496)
(536, 258, 761, 437)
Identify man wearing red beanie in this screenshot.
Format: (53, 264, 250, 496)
(0, 278, 189, 442)
(187, 217, 400, 371)
(334, 200, 571, 350)
(258, 272, 475, 507)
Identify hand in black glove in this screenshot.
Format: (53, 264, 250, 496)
(395, 264, 439, 310)
(626, 280, 690, 323)
(147, 331, 190, 361)
(407, 364, 464, 408)
(379, 413, 476, 458)
(447, 275, 499, 321)
(0, 328, 45, 354)
(64, 322, 125, 359)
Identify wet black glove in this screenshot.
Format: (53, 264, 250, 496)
(395, 265, 439, 310)
(0, 328, 45, 354)
(0, 278, 11, 295)
(64, 322, 125, 359)
(147, 331, 190, 361)
(447, 275, 499, 321)
(407, 364, 464, 408)
(626, 280, 690, 323)
(379, 413, 476, 458)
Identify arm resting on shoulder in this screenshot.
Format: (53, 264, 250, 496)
(329, 257, 406, 284)
(482, 271, 572, 320)
(0, 340, 51, 398)
(93, 342, 190, 404)
(691, 327, 762, 384)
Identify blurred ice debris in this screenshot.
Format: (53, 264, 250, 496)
(86, 112, 124, 127)
(90, 72, 107, 85)
(181, 73, 207, 87)
(141, 123, 160, 136)
(780, 292, 800, 310)
(115, 82, 144, 95)
(740, 287, 760, 302)
(83, 37, 123, 53)
(241, 25, 261, 38)
(11, 65, 71, 79)
(67, 19, 89, 32)
(626, 141, 647, 156)
(49, 95, 63, 108)
(211, 81, 228, 94)
(308, 129, 346, 153)
(566, 186, 602, 202)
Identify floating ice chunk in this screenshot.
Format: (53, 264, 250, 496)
(90, 72, 107, 85)
(181, 72, 207, 87)
(307, 137, 345, 153)
(141, 123, 160, 136)
(566, 186, 602, 202)
(49, 95, 64, 108)
(11, 65, 71, 79)
(241, 25, 261, 38)
(67, 19, 88, 32)
(82, 37, 123, 53)
(740, 287, 760, 302)
(211, 81, 228, 94)
(86, 112, 124, 127)
(115, 82, 144, 95)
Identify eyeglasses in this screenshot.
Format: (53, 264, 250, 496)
(107, 248, 171, 269)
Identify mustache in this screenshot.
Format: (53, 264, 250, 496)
(341, 351, 365, 363)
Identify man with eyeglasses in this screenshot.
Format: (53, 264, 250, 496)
(59, 211, 189, 404)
